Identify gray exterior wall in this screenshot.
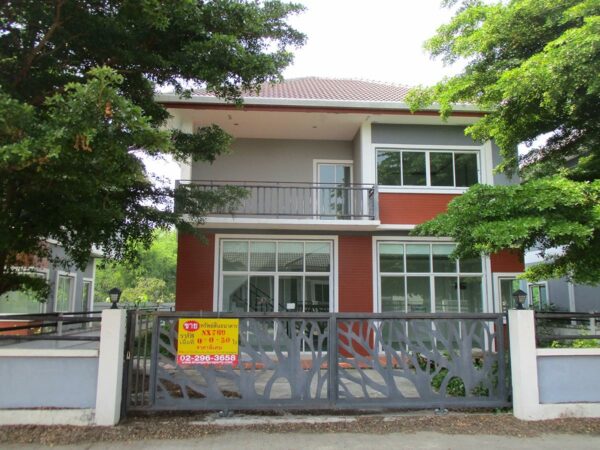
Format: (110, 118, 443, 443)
(573, 284, 600, 312)
(491, 142, 518, 186)
(47, 243, 96, 313)
(371, 124, 478, 146)
(538, 355, 600, 403)
(0, 356, 98, 408)
(192, 138, 353, 183)
(547, 278, 570, 311)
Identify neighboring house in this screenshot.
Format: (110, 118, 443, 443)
(524, 251, 600, 312)
(160, 77, 524, 315)
(0, 241, 98, 315)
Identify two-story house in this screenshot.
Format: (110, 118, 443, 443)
(160, 77, 524, 315)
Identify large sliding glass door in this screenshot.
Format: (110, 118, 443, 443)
(378, 242, 484, 314)
(219, 239, 333, 313)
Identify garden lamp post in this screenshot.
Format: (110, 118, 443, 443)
(109, 287, 122, 309)
(512, 289, 527, 310)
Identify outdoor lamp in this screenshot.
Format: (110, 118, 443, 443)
(512, 289, 527, 310)
(109, 287, 122, 309)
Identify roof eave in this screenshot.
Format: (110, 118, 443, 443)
(155, 93, 483, 113)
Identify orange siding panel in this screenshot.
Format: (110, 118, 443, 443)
(491, 249, 524, 273)
(379, 193, 458, 225)
(338, 236, 373, 312)
(175, 233, 215, 312)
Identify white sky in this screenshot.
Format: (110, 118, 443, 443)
(145, 1, 462, 186)
(283, 0, 461, 85)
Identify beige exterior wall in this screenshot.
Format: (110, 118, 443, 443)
(191, 138, 354, 183)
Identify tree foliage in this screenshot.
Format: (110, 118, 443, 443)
(408, 0, 600, 284)
(0, 0, 305, 299)
(95, 229, 178, 305)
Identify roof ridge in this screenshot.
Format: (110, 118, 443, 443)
(280, 76, 411, 88)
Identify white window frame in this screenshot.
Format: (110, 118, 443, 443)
(372, 236, 491, 314)
(82, 277, 94, 312)
(493, 272, 523, 313)
(54, 271, 77, 312)
(527, 281, 550, 310)
(374, 144, 484, 194)
(313, 159, 354, 218)
(213, 234, 339, 313)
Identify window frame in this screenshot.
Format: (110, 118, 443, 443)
(373, 239, 488, 314)
(493, 272, 523, 314)
(82, 278, 94, 312)
(375, 144, 482, 193)
(313, 159, 354, 219)
(216, 236, 337, 313)
(54, 271, 76, 313)
(528, 281, 550, 311)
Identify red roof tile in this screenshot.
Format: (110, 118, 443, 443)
(195, 77, 411, 103)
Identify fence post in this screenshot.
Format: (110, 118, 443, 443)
(508, 309, 540, 420)
(57, 314, 63, 336)
(328, 314, 338, 407)
(95, 309, 127, 426)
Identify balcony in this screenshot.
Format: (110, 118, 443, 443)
(178, 180, 379, 222)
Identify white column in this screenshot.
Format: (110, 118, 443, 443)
(568, 281, 576, 312)
(179, 117, 194, 181)
(508, 309, 541, 420)
(95, 309, 127, 426)
(359, 121, 374, 185)
(481, 140, 495, 185)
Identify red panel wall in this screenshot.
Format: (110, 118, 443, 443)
(338, 236, 373, 312)
(175, 233, 215, 311)
(379, 193, 458, 225)
(491, 249, 524, 273)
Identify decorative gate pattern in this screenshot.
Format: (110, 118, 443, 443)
(124, 312, 509, 412)
(335, 315, 507, 408)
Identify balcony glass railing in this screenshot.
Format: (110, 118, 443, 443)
(177, 180, 378, 220)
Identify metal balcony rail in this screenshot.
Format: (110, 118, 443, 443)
(177, 180, 379, 220)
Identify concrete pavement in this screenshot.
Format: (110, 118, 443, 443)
(4, 431, 600, 450)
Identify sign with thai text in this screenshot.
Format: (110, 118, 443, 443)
(177, 318, 239, 366)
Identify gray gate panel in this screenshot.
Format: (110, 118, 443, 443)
(335, 317, 506, 408)
(147, 315, 331, 410)
(125, 312, 509, 412)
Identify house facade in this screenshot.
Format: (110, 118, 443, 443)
(163, 78, 524, 315)
(0, 242, 97, 315)
(524, 251, 600, 313)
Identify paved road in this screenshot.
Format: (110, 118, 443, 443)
(4, 431, 600, 450)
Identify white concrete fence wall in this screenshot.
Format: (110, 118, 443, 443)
(0, 309, 126, 426)
(4, 309, 600, 425)
(509, 310, 600, 420)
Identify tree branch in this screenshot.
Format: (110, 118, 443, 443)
(13, 0, 65, 87)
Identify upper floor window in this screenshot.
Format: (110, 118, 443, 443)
(377, 149, 479, 188)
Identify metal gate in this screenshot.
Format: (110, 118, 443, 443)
(123, 312, 510, 412)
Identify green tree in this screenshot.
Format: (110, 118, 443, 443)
(121, 277, 173, 307)
(408, 0, 600, 284)
(95, 229, 177, 303)
(0, 0, 305, 299)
